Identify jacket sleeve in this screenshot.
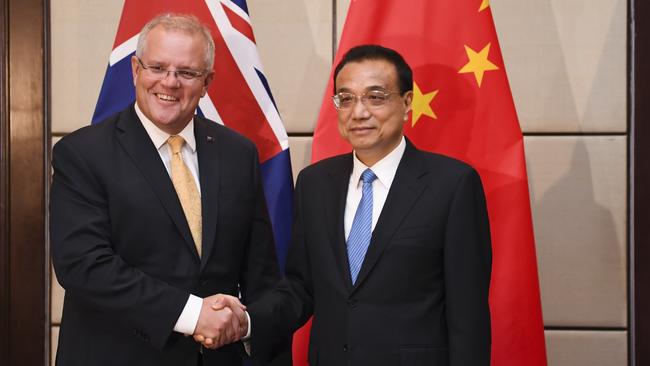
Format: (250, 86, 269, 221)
(238, 148, 283, 304)
(444, 168, 492, 365)
(50, 137, 189, 350)
(248, 169, 314, 364)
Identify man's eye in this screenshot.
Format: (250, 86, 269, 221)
(177, 70, 198, 79)
(339, 95, 354, 103)
(366, 92, 386, 100)
(149, 66, 164, 73)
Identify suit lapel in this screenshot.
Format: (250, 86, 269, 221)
(194, 118, 220, 271)
(115, 106, 198, 259)
(325, 156, 354, 292)
(352, 143, 429, 292)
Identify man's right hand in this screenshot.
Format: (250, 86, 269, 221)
(193, 294, 247, 349)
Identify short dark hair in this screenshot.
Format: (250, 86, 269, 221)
(333, 44, 413, 95)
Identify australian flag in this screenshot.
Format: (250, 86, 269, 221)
(92, 0, 293, 271)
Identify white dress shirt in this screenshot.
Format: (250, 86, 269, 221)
(136, 104, 201, 191)
(344, 137, 406, 240)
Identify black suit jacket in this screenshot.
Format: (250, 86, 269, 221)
(250, 141, 491, 366)
(51, 105, 286, 366)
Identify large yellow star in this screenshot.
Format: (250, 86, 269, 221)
(458, 43, 499, 87)
(411, 82, 438, 127)
(479, 0, 490, 12)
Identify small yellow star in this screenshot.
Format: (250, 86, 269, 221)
(479, 0, 490, 12)
(458, 43, 499, 87)
(411, 82, 438, 127)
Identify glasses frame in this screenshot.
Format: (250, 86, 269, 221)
(332, 89, 402, 110)
(136, 57, 207, 81)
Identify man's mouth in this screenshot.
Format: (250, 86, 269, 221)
(155, 93, 179, 102)
(350, 126, 374, 132)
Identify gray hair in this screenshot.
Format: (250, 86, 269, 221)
(135, 13, 215, 71)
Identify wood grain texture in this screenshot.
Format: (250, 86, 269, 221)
(2, 0, 49, 364)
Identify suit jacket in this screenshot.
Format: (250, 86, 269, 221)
(50, 105, 287, 366)
(250, 141, 491, 366)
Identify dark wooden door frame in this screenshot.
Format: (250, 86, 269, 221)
(634, 0, 648, 364)
(633, 0, 650, 365)
(0, 0, 8, 359)
(0, 0, 49, 365)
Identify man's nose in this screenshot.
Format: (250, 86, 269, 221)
(160, 71, 181, 87)
(351, 97, 370, 119)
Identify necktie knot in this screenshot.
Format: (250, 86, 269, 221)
(360, 168, 377, 185)
(167, 135, 185, 155)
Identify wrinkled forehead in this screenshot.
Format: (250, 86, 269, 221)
(144, 25, 206, 49)
(141, 27, 208, 65)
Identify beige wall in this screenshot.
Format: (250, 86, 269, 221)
(50, 0, 628, 365)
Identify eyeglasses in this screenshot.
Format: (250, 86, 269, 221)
(136, 57, 207, 81)
(332, 90, 401, 110)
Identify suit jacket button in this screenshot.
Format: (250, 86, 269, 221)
(343, 344, 348, 352)
(134, 329, 146, 340)
(347, 299, 357, 308)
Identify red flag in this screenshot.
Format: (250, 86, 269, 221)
(300, 1, 547, 365)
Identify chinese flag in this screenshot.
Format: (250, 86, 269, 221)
(298, 0, 547, 365)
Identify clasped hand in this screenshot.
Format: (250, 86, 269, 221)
(193, 294, 247, 349)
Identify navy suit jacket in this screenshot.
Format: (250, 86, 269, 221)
(51, 105, 287, 366)
(250, 141, 492, 366)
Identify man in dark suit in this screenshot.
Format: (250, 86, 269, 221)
(247, 45, 492, 365)
(50, 13, 285, 366)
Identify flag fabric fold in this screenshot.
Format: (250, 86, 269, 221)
(305, 1, 546, 365)
(92, 0, 293, 270)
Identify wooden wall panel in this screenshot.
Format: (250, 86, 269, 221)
(0, 0, 49, 364)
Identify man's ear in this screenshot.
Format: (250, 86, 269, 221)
(403, 90, 414, 115)
(130, 56, 140, 87)
(202, 71, 215, 96)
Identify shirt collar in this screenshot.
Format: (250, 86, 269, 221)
(351, 136, 406, 188)
(135, 102, 196, 153)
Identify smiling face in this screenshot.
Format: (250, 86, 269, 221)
(335, 59, 413, 166)
(131, 25, 213, 135)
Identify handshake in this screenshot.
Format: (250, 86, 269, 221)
(192, 294, 248, 349)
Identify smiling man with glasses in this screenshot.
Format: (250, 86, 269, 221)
(50, 13, 287, 366)
(130, 16, 214, 136)
(248, 45, 492, 366)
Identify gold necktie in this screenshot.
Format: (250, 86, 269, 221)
(167, 135, 202, 257)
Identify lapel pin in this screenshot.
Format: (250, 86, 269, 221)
(207, 136, 215, 143)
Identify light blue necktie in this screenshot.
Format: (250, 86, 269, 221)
(347, 168, 377, 284)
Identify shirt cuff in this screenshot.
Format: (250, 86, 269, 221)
(243, 311, 251, 339)
(173, 294, 203, 335)
(243, 311, 252, 356)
